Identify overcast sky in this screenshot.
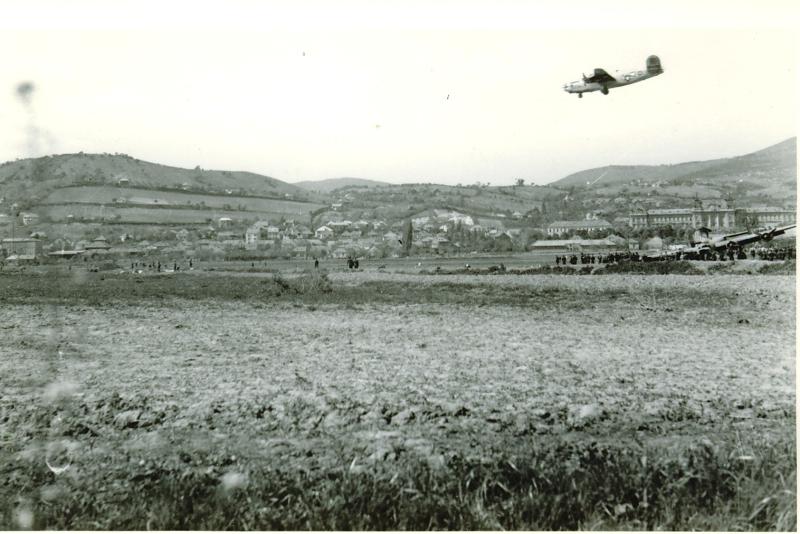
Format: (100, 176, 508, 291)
(1, 1, 797, 185)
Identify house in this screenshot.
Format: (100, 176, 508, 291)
(218, 217, 233, 228)
(328, 220, 352, 233)
(266, 226, 281, 240)
(412, 216, 431, 228)
(295, 225, 313, 238)
(245, 221, 271, 244)
(245, 227, 260, 250)
(448, 213, 474, 226)
(431, 236, 450, 250)
(2, 237, 42, 260)
(85, 236, 112, 251)
(20, 212, 39, 226)
(48, 249, 84, 260)
(315, 225, 334, 240)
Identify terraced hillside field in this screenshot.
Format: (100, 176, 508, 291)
(41, 204, 318, 225)
(41, 186, 325, 212)
(0, 271, 795, 530)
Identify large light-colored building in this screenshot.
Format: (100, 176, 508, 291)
(546, 219, 612, 237)
(629, 206, 795, 230)
(745, 206, 797, 225)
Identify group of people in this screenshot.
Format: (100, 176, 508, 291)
(131, 258, 194, 272)
(555, 252, 638, 266)
(555, 245, 796, 266)
(346, 257, 360, 269)
(749, 247, 795, 261)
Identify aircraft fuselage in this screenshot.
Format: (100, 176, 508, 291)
(564, 55, 663, 97)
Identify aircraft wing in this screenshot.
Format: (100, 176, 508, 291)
(711, 224, 796, 249)
(584, 68, 616, 84)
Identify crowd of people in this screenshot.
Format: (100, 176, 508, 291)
(131, 259, 194, 272)
(555, 246, 795, 266)
(555, 252, 640, 266)
(748, 246, 795, 261)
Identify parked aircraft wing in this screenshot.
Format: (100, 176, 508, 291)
(584, 68, 616, 84)
(711, 224, 796, 249)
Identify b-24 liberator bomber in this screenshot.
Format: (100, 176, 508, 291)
(680, 224, 796, 259)
(564, 55, 663, 98)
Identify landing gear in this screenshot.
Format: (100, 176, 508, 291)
(601, 86, 609, 95)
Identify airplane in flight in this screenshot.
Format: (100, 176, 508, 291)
(563, 55, 663, 98)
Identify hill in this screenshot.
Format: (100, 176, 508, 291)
(293, 177, 391, 193)
(0, 153, 327, 225)
(309, 183, 565, 226)
(550, 138, 796, 194)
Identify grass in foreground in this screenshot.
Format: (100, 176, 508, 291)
(0, 269, 794, 530)
(1, 432, 795, 530)
(0, 270, 734, 310)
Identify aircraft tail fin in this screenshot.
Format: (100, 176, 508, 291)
(646, 55, 663, 74)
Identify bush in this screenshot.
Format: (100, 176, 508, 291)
(757, 260, 796, 275)
(290, 272, 332, 294)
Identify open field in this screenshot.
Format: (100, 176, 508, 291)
(0, 271, 795, 529)
(41, 186, 325, 213)
(41, 204, 317, 225)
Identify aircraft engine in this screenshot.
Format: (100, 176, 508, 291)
(646, 55, 663, 74)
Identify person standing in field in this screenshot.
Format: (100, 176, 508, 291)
(314, 258, 319, 269)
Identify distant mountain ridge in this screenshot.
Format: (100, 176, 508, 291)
(549, 137, 796, 190)
(0, 138, 794, 232)
(293, 177, 391, 193)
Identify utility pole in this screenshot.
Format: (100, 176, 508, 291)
(10, 203, 19, 257)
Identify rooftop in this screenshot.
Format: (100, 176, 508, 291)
(548, 220, 612, 229)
